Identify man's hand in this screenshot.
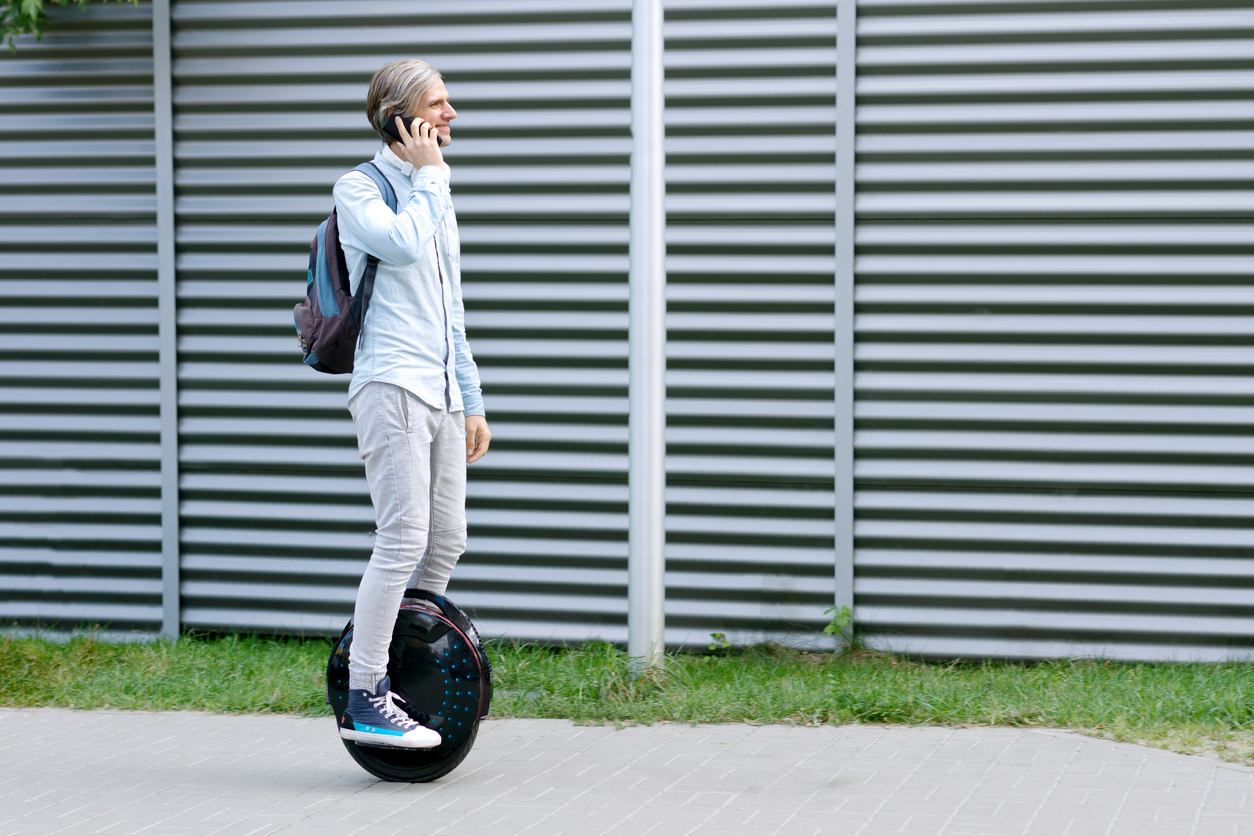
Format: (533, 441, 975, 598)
(466, 415, 491, 464)
(390, 115, 443, 171)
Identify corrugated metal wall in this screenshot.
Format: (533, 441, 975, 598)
(166, 0, 840, 644)
(852, 0, 1254, 660)
(169, 0, 639, 637)
(6, 0, 1253, 660)
(663, 0, 837, 644)
(0, 2, 164, 635)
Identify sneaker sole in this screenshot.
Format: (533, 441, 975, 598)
(340, 728, 441, 749)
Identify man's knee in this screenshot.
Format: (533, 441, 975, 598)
(428, 525, 467, 557)
(373, 521, 430, 566)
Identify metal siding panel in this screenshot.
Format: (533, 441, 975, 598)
(170, 0, 636, 638)
(853, 0, 1254, 660)
(14, 1, 1242, 660)
(165, 0, 839, 644)
(663, 1, 838, 643)
(0, 3, 162, 634)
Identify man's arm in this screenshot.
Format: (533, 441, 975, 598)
(333, 168, 451, 265)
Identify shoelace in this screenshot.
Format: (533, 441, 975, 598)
(368, 691, 419, 730)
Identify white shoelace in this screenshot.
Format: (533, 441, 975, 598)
(369, 691, 419, 730)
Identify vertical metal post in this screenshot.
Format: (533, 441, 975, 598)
(153, 0, 180, 640)
(628, 0, 666, 670)
(834, 0, 857, 637)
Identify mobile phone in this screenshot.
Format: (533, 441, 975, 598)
(381, 111, 448, 147)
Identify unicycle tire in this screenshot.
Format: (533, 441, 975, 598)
(341, 723, 478, 783)
(327, 589, 492, 783)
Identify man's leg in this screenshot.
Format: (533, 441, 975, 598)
(409, 408, 468, 596)
(348, 382, 436, 693)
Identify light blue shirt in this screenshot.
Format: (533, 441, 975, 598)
(333, 146, 484, 416)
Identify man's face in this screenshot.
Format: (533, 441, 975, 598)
(412, 80, 457, 145)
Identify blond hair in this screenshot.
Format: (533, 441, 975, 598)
(366, 59, 443, 143)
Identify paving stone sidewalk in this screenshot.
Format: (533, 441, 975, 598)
(0, 708, 1251, 836)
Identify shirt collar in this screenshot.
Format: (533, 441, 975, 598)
(379, 145, 451, 183)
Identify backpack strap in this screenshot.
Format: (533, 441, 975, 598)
(349, 161, 398, 343)
(353, 161, 397, 213)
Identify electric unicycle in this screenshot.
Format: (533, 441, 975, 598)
(326, 589, 492, 782)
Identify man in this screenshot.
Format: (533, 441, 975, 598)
(333, 59, 490, 749)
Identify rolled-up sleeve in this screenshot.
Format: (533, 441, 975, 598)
(450, 277, 484, 417)
(333, 165, 453, 265)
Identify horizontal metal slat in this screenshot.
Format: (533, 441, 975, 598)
(858, 284, 1254, 303)
(174, 52, 631, 79)
(856, 344, 1254, 368)
(667, 398, 835, 418)
(856, 519, 1254, 552)
(0, 548, 160, 570)
(854, 401, 1254, 428)
(862, 486, 1254, 518)
(857, 577, 1254, 609)
(1, 469, 161, 490)
(858, 70, 1254, 97)
(0, 388, 159, 407)
(856, 460, 1254, 491)
(2, 497, 160, 515)
(4, 362, 160, 381)
(859, 39, 1254, 68)
(0, 442, 160, 462)
(0, 85, 154, 107)
(857, 131, 1254, 155)
(0, 59, 153, 81)
(0, 522, 160, 543)
(0, 195, 158, 216)
(857, 316, 1254, 338)
(856, 192, 1254, 217)
(860, 9, 1254, 38)
(665, 47, 836, 70)
(0, 140, 155, 160)
(860, 103, 1254, 132)
(861, 635, 1253, 664)
(858, 160, 1254, 183)
(0, 603, 161, 623)
(1, 168, 156, 188)
(856, 372, 1254, 397)
(857, 549, 1254, 580)
(173, 21, 631, 50)
(857, 430, 1254, 458)
(855, 223, 1253, 247)
(0, 308, 158, 325)
(0, 114, 153, 134)
(0, 576, 161, 596)
(859, 606, 1254, 640)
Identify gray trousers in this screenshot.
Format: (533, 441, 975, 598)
(347, 381, 467, 692)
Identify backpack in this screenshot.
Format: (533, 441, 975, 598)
(294, 161, 397, 374)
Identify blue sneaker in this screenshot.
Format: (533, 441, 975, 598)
(340, 676, 441, 749)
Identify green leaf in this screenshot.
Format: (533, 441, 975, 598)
(822, 604, 852, 636)
(4, 0, 137, 52)
(19, 0, 45, 21)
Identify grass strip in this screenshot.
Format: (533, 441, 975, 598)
(0, 633, 331, 715)
(2, 634, 1251, 764)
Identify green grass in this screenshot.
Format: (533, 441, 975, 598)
(2, 633, 1252, 765)
(0, 632, 331, 715)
